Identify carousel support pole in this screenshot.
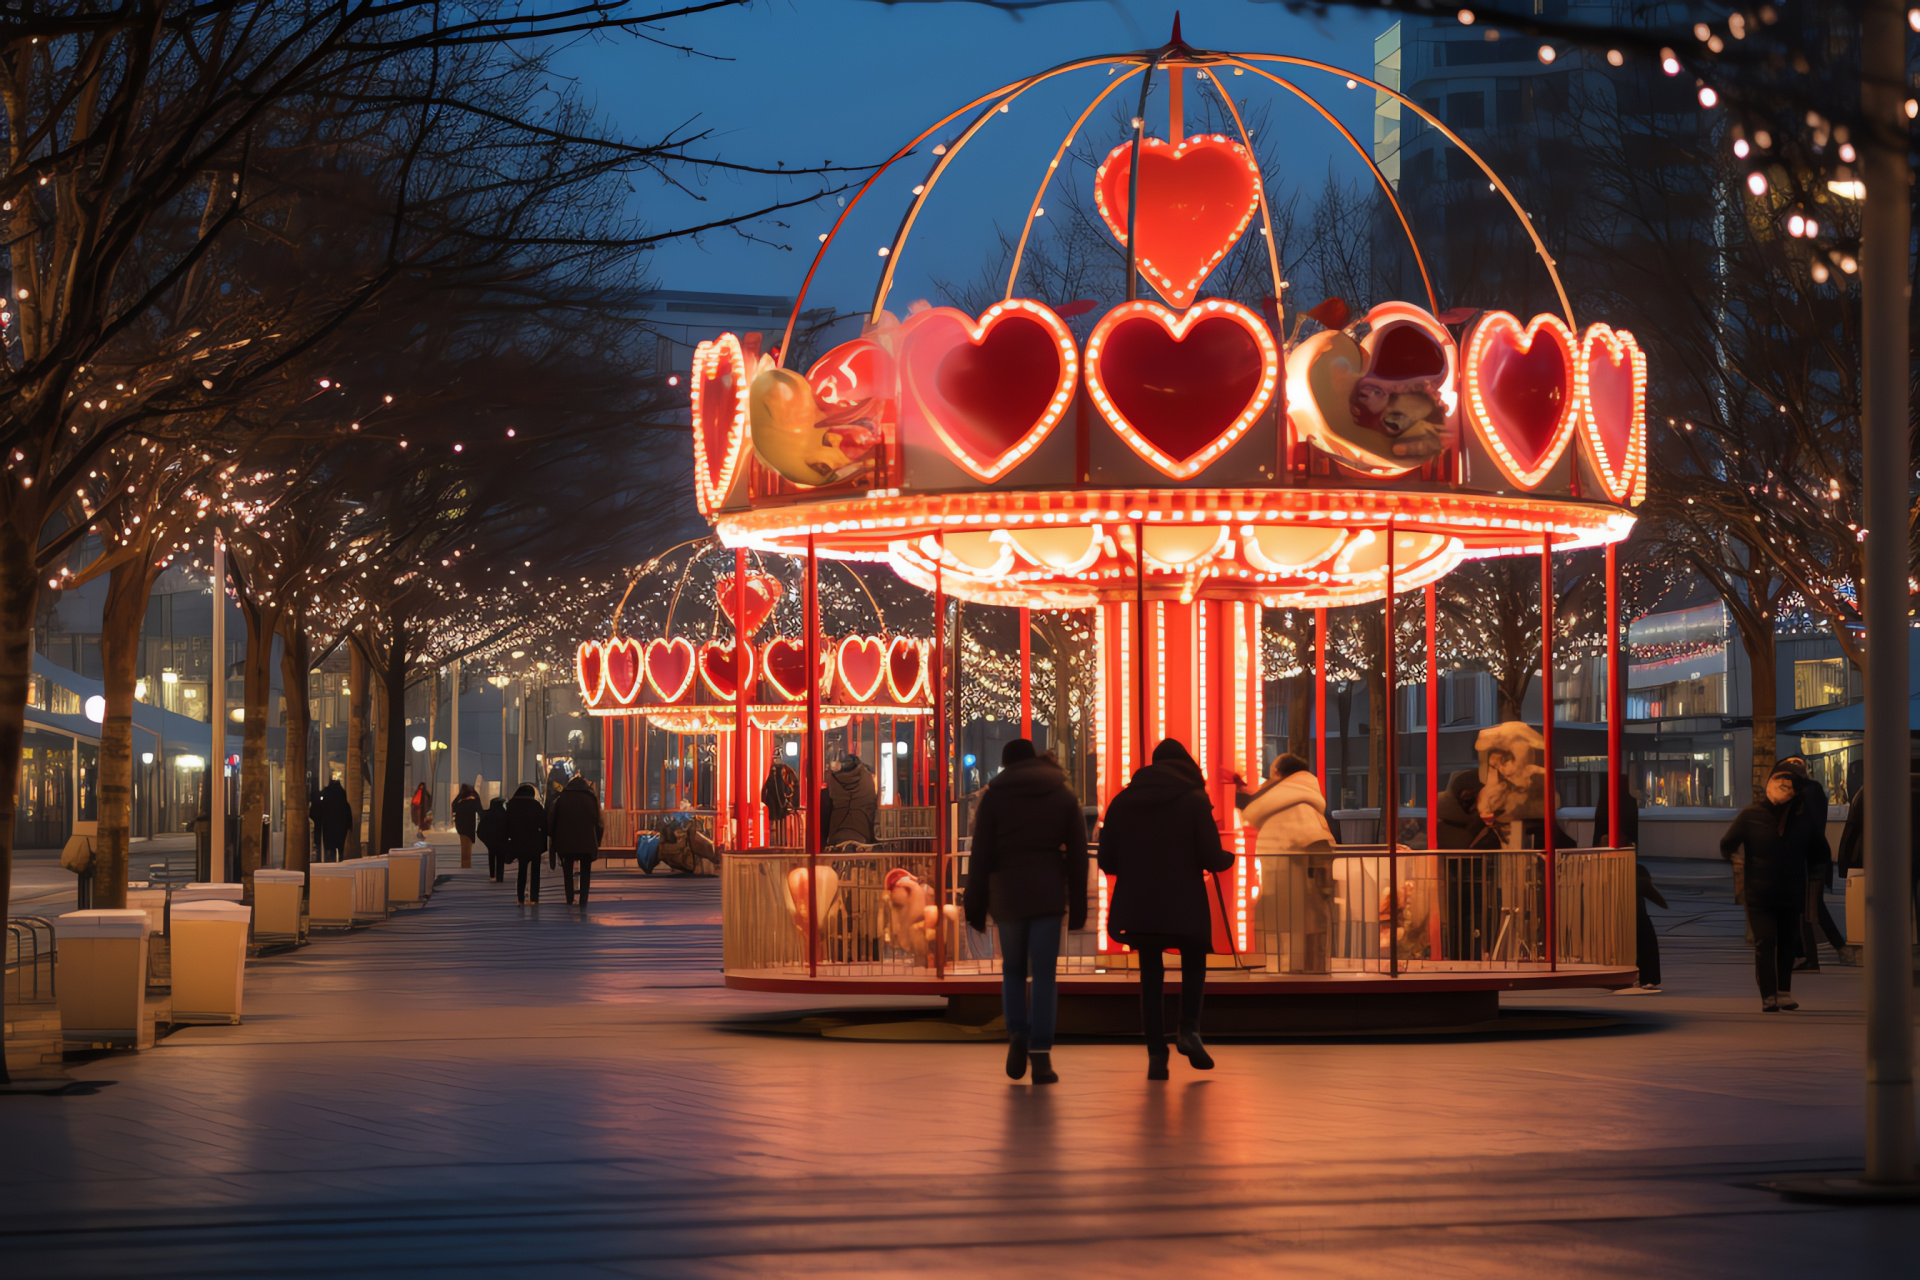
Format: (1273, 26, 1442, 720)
(1019, 605, 1032, 743)
(1133, 521, 1148, 770)
(805, 534, 821, 979)
(1384, 521, 1398, 979)
(1314, 607, 1328, 787)
(1425, 584, 1439, 850)
(1541, 534, 1557, 970)
(734, 549, 750, 850)
(1606, 542, 1621, 850)
(932, 558, 949, 978)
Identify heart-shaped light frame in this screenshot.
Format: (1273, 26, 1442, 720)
(577, 641, 605, 706)
(644, 636, 697, 703)
(1085, 298, 1280, 479)
(1093, 135, 1263, 306)
(885, 636, 927, 703)
(698, 640, 753, 701)
(714, 570, 784, 640)
(1575, 323, 1647, 504)
(1463, 311, 1579, 491)
(836, 635, 887, 702)
(761, 637, 828, 703)
(898, 300, 1079, 482)
(690, 333, 751, 515)
(604, 637, 645, 706)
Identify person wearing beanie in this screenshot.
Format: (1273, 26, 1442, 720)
(1097, 738, 1236, 1078)
(964, 738, 1088, 1085)
(1719, 767, 1810, 1010)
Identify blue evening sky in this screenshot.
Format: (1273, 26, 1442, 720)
(556, 1, 1393, 314)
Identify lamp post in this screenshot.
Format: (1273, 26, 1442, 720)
(488, 673, 511, 800)
(535, 661, 551, 794)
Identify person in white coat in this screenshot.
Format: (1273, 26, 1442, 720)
(1240, 754, 1337, 972)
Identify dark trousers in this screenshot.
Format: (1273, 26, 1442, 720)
(564, 858, 593, 905)
(1799, 876, 1846, 963)
(1634, 895, 1662, 987)
(997, 916, 1063, 1052)
(487, 846, 505, 881)
(321, 840, 344, 863)
(1747, 904, 1799, 999)
(517, 856, 541, 903)
(1136, 940, 1208, 1045)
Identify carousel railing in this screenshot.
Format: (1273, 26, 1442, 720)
(721, 843, 1637, 980)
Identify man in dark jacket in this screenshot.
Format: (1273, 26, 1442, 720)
(505, 783, 548, 904)
(965, 739, 1087, 1085)
(547, 775, 605, 906)
(1775, 756, 1844, 968)
(310, 779, 353, 863)
(1097, 738, 1235, 1078)
(477, 796, 509, 882)
(822, 756, 877, 846)
(1435, 770, 1494, 849)
(452, 784, 482, 869)
(1720, 767, 1809, 1010)
(1594, 776, 1663, 992)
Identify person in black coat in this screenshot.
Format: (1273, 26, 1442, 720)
(547, 776, 605, 907)
(1775, 756, 1844, 968)
(477, 796, 509, 882)
(309, 779, 353, 862)
(1593, 777, 1663, 992)
(1435, 770, 1495, 850)
(1720, 767, 1809, 1010)
(452, 784, 482, 869)
(505, 783, 548, 904)
(965, 739, 1088, 1085)
(1097, 738, 1235, 1078)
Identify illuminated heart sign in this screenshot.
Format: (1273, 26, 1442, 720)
(715, 571, 783, 639)
(1094, 135, 1262, 306)
(604, 637, 644, 706)
(690, 334, 750, 515)
(762, 637, 829, 702)
(1085, 299, 1278, 478)
(577, 641, 605, 706)
(899, 301, 1078, 482)
(886, 636, 926, 703)
(807, 337, 893, 410)
(1576, 323, 1647, 504)
(699, 641, 751, 700)
(645, 637, 696, 703)
(837, 635, 886, 702)
(1463, 312, 1578, 490)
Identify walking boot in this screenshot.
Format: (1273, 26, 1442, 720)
(1005, 1034, 1029, 1080)
(1776, 993, 1799, 1010)
(1029, 1051, 1058, 1085)
(1147, 1042, 1170, 1081)
(1176, 1031, 1215, 1071)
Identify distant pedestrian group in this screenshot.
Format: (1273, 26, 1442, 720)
(482, 777, 604, 908)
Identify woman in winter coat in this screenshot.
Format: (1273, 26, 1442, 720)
(1097, 738, 1236, 1078)
(1239, 753, 1336, 974)
(547, 776, 605, 907)
(1719, 767, 1810, 1010)
(1240, 753, 1335, 853)
(964, 739, 1088, 1085)
(411, 783, 432, 837)
(504, 783, 549, 905)
(452, 784, 482, 869)
(477, 796, 509, 883)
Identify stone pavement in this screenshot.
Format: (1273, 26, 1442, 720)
(3, 842, 1916, 1277)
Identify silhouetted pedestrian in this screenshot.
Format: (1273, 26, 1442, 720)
(505, 783, 547, 904)
(1720, 768, 1809, 1011)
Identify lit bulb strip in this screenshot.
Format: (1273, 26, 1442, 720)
(1084, 299, 1280, 479)
(1573, 323, 1648, 505)
(900, 300, 1079, 482)
(1462, 311, 1580, 491)
(1154, 600, 1167, 746)
(1092, 135, 1264, 305)
(689, 333, 750, 516)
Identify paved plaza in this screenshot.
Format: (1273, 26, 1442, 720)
(5, 841, 1916, 1277)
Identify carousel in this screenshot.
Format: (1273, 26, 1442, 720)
(674, 29, 1648, 1030)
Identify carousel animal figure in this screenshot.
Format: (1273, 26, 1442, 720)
(884, 868, 959, 967)
(1475, 720, 1550, 848)
(786, 864, 841, 945)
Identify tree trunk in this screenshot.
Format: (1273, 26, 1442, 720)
(1368, 670, 1388, 810)
(380, 620, 408, 853)
(1745, 623, 1779, 802)
(0, 517, 40, 955)
(370, 657, 387, 854)
(279, 620, 312, 874)
(237, 601, 280, 889)
(346, 640, 368, 856)
(1497, 671, 1532, 724)
(92, 557, 153, 910)
(1335, 681, 1353, 810)
(1288, 673, 1312, 763)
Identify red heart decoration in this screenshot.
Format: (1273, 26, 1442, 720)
(645, 637, 696, 703)
(1086, 299, 1279, 478)
(699, 641, 752, 700)
(807, 337, 893, 410)
(577, 641, 605, 707)
(715, 571, 783, 639)
(604, 637, 644, 705)
(761, 637, 829, 702)
(1094, 135, 1262, 306)
(837, 635, 886, 703)
(1577, 323, 1646, 504)
(1463, 312, 1578, 489)
(899, 302, 1077, 482)
(886, 637, 925, 703)
(691, 334, 750, 515)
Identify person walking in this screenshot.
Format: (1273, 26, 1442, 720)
(964, 739, 1088, 1086)
(452, 784, 482, 869)
(1719, 767, 1809, 1011)
(505, 783, 548, 904)
(477, 794, 509, 882)
(411, 782, 432, 838)
(1594, 775, 1663, 993)
(1835, 770, 1920, 954)
(310, 778, 352, 863)
(1774, 756, 1844, 969)
(1098, 738, 1236, 1079)
(548, 775, 605, 907)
